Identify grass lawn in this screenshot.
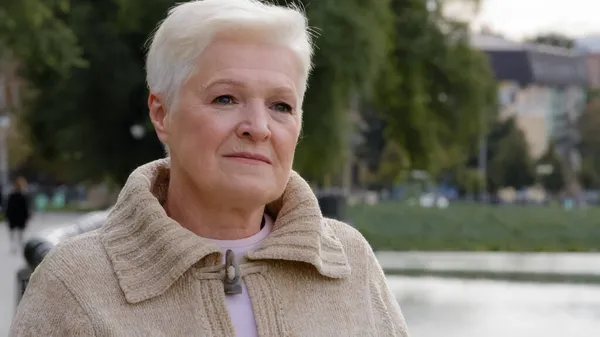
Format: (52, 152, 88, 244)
(348, 202, 600, 252)
(20, 201, 600, 252)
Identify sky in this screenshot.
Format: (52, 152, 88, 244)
(471, 0, 600, 40)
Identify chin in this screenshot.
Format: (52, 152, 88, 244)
(221, 176, 280, 205)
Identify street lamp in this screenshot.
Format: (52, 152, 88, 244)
(0, 75, 11, 195)
(130, 124, 146, 140)
(536, 164, 554, 176)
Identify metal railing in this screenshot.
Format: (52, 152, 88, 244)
(16, 210, 110, 308)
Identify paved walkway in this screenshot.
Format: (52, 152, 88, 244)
(0, 212, 84, 336)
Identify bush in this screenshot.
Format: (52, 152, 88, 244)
(349, 202, 600, 252)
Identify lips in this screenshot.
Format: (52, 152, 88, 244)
(223, 152, 272, 164)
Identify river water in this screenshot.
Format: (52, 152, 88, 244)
(390, 276, 600, 337)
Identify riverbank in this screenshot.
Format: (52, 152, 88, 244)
(350, 202, 600, 252)
(378, 251, 600, 284)
(17, 210, 600, 285)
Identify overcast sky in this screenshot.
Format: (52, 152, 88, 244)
(471, 0, 600, 40)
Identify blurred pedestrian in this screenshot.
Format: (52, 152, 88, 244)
(0, 183, 4, 212)
(11, 0, 409, 336)
(5, 176, 30, 254)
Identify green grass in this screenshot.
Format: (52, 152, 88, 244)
(348, 202, 600, 252)
(26, 201, 600, 252)
(41, 204, 105, 213)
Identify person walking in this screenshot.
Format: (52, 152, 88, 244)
(5, 176, 31, 254)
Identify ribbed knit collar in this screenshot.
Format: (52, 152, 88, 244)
(99, 159, 350, 303)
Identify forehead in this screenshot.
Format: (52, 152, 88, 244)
(192, 38, 301, 94)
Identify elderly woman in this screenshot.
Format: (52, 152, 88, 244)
(11, 0, 409, 336)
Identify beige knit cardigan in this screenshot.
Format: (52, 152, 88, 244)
(11, 159, 409, 336)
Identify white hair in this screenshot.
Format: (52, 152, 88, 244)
(146, 0, 314, 110)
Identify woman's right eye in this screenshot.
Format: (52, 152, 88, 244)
(213, 95, 236, 105)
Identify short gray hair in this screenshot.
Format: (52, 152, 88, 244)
(145, 0, 314, 111)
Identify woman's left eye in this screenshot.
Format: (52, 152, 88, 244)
(213, 95, 236, 105)
(271, 102, 292, 113)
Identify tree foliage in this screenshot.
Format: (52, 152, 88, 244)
(486, 118, 535, 191)
(14, 0, 499, 186)
(272, 0, 394, 182)
(453, 167, 484, 195)
(18, 0, 395, 184)
(0, 0, 85, 75)
(371, 0, 497, 175)
(369, 141, 410, 189)
(536, 142, 564, 194)
(527, 33, 575, 49)
(578, 91, 600, 189)
(22, 0, 167, 184)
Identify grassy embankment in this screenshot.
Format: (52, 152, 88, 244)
(349, 202, 600, 252)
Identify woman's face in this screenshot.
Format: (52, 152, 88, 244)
(150, 37, 303, 206)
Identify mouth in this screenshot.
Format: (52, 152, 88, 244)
(223, 152, 272, 164)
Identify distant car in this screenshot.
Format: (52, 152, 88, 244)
(419, 193, 449, 209)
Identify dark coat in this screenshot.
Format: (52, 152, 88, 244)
(5, 191, 31, 229)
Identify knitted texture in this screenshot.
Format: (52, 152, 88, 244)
(11, 159, 409, 336)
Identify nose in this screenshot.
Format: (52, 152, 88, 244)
(236, 102, 271, 142)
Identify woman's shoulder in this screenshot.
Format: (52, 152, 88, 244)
(42, 229, 104, 261)
(322, 218, 375, 264)
(13, 231, 110, 335)
(324, 217, 369, 244)
(32, 230, 117, 292)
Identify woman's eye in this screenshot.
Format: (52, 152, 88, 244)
(213, 95, 235, 105)
(272, 102, 292, 113)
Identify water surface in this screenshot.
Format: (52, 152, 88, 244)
(390, 276, 600, 337)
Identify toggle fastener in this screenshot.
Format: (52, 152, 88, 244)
(223, 249, 242, 295)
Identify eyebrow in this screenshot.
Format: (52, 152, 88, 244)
(202, 78, 246, 90)
(201, 77, 298, 99)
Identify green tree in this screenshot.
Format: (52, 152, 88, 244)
(370, 141, 410, 189)
(0, 0, 85, 75)
(578, 90, 600, 189)
(355, 104, 387, 173)
(21, 0, 395, 184)
(579, 160, 600, 190)
(372, 0, 497, 175)
(527, 33, 575, 49)
(23, 0, 166, 184)
(454, 167, 484, 195)
(536, 142, 565, 194)
(270, 0, 394, 183)
(487, 118, 535, 191)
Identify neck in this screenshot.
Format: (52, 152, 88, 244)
(165, 168, 264, 240)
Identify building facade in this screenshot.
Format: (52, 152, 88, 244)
(472, 34, 588, 164)
(587, 53, 600, 89)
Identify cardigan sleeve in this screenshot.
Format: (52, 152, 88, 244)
(10, 263, 95, 336)
(366, 246, 410, 336)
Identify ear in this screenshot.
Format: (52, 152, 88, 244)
(149, 93, 170, 145)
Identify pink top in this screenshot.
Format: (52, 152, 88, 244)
(209, 215, 273, 337)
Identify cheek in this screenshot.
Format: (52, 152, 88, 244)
(274, 125, 300, 166)
(171, 109, 219, 154)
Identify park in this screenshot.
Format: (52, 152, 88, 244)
(2, 0, 600, 336)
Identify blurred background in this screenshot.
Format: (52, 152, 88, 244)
(2, 0, 600, 336)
